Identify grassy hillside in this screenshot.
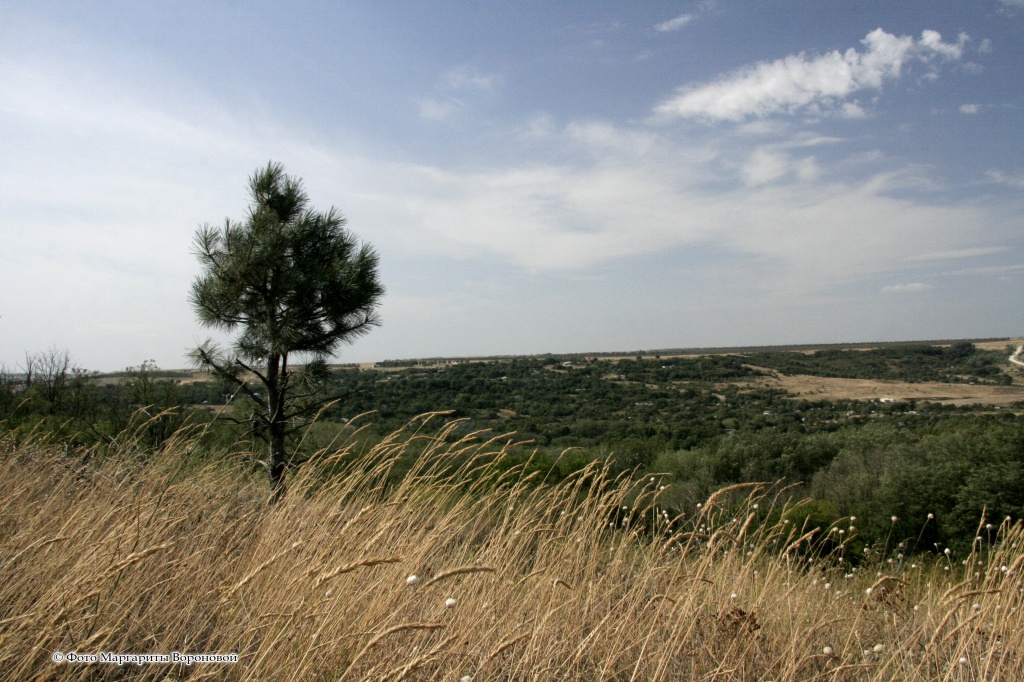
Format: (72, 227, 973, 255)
(2, 418, 1023, 680)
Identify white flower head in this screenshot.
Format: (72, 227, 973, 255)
(406, 574, 420, 585)
(445, 598, 457, 609)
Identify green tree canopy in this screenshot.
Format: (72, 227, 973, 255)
(190, 161, 384, 489)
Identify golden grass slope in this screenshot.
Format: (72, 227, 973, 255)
(1, 417, 1022, 680)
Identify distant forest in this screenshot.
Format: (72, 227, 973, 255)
(2, 341, 1022, 554)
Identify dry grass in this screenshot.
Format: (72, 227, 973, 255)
(740, 372, 1024, 407)
(1, 416, 1022, 681)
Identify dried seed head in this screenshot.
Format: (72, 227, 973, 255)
(406, 575, 420, 586)
(445, 598, 457, 609)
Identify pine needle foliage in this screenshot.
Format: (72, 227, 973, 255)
(189, 162, 384, 489)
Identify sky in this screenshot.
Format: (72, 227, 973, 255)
(2, 1, 1023, 372)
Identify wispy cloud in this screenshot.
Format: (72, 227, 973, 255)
(444, 65, 497, 91)
(653, 29, 968, 122)
(904, 247, 1007, 262)
(417, 65, 499, 121)
(740, 147, 819, 186)
(655, 1, 716, 32)
(986, 170, 1024, 189)
(882, 283, 934, 294)
(655, 14, 696, 32)
(417, 97, 462, 121)
(363, 119, 991, 298)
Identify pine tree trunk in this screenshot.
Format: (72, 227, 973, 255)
(266, 353, 287, 492)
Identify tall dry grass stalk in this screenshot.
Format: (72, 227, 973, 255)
(0, 414, 1022, 680)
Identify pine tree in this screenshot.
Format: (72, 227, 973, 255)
(190, 162, 384, 490)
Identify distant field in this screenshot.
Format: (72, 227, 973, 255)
(368, 336, 1020, 366)
(96, 337, 1024, 408)
(359, 337, 1024, 407)
(746, 371, 1024, 406)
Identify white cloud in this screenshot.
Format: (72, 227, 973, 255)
(653, 29, 967, 122)
(986, 170, 1024, 189)
(655, 14, 695, 32)
(444, 65, 497, 91)
(904, 247, 1007, 262)
(564, 120, 658, 155)
(840, 102, 868, 119)
(959, 103, 980, 114)
(416, 65, 498, 121)
(741, 149, 790, 186)
(882, 283, 934, 294)
(361, 122, 990, 301)
(417, 97, 462, 121)
(946, 264, 1024, 276)
(918, 30, 966, 60)
(739, 147, 819, 186)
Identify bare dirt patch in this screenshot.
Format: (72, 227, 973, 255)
(975, 338, 1023, 352)
(746, 372, 1024, 406)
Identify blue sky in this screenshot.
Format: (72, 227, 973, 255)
(2, 1, 1023, 371)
